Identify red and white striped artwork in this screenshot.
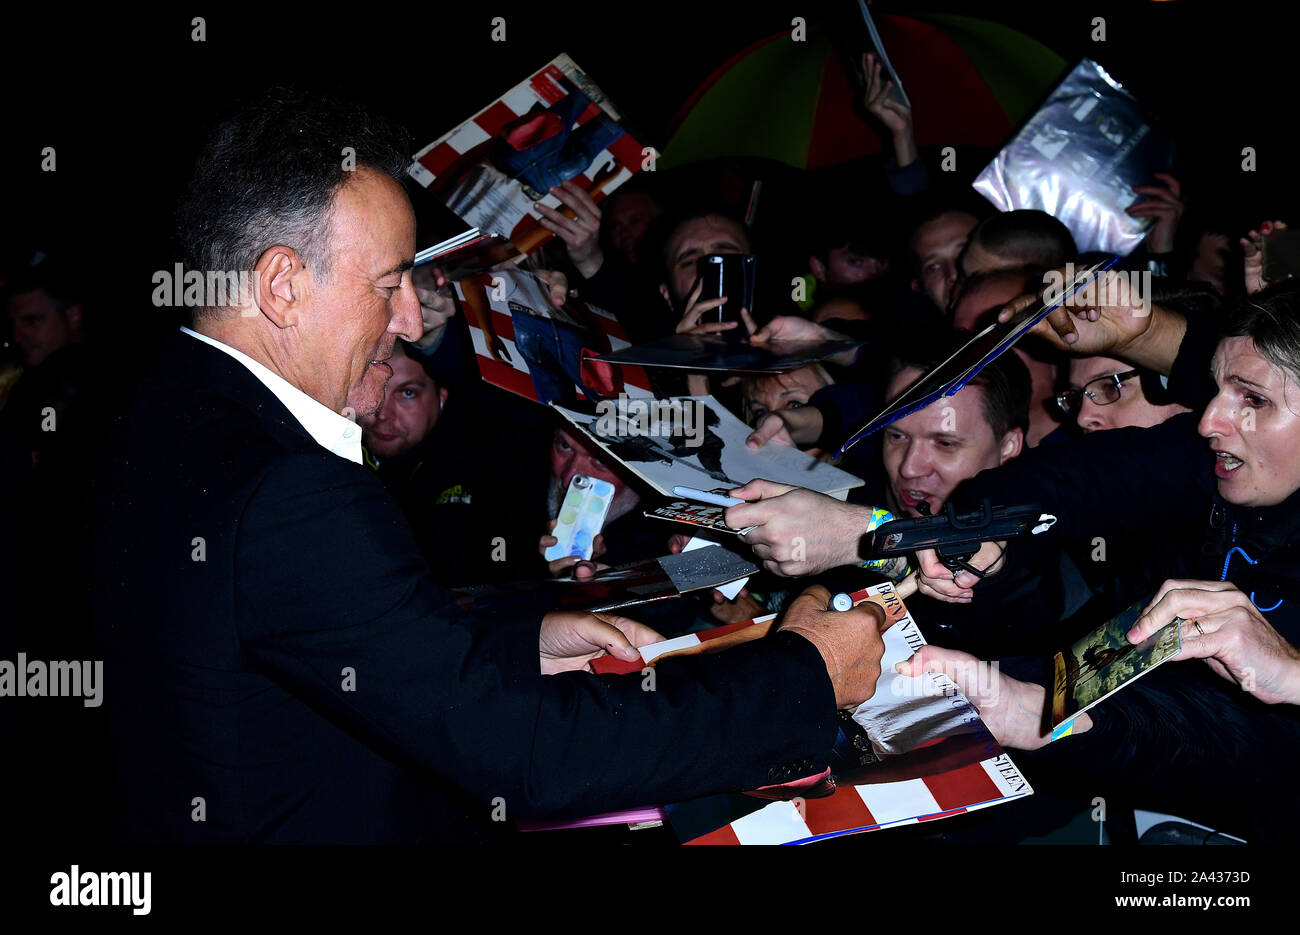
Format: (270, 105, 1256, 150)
(456, 268, 654, 404)
(409, 54, 647, 255)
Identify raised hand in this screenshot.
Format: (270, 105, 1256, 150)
(745, 412, 798, 450)
(861, 52, 917, 167)
(535, 180, 605, 279)
(1127, 173, 1185, 255)
(996, 268, 1185, 374)
(744, 407, 822, 450)
(411, 263, 458, 348)
(674, 279, 741, 337)
(1241, 220, 1288, 295)
(747, 313, 858, 367)
(748, 314, 841, 345)
(532, 268, 572, 310)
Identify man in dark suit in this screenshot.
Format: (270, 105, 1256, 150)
(92, 89, 886, 843)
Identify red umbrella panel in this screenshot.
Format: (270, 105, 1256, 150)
(662, 13, 1067, 171)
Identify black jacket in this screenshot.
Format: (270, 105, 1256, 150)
(950, 314, 1300, 840)
(91, 332, 838, 843)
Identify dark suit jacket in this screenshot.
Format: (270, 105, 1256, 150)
(92, 333, 837, 843)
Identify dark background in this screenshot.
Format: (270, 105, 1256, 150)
(1, 1, 1295, 881)
(2, 0, 1294, 346)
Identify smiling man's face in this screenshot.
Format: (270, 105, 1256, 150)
(359, 346, 448, 459)
(881, 365, 1021, 517)
(297, 167, 422, 417)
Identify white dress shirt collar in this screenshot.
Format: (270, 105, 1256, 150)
(180, 326, 362, 464)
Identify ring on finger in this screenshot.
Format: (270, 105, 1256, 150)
(1193, 619, 1205, 636)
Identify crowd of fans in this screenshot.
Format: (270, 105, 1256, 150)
(4, 47, 1299, 846)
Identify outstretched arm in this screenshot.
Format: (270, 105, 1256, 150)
(235, 453, 845, 817)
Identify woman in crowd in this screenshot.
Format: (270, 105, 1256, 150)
(906, 279, 1300, 842)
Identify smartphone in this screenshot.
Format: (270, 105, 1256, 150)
(544, 475, 616, 562)
(1262, 228, 1300, 283)
(696, 254, 758, 335)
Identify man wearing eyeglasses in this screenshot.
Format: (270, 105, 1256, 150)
(1058, 355, 1190, 433)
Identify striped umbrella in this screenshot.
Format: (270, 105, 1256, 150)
(660, 13, 1067, 171)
